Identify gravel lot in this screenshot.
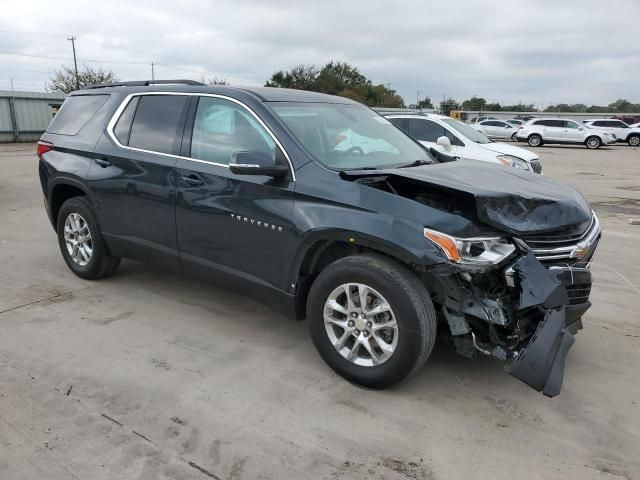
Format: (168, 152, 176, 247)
(1, 143, 639, 480)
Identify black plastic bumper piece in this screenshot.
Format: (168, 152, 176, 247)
(508, 307, 575, 397)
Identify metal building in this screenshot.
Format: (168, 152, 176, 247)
(0, 90, 66, 143)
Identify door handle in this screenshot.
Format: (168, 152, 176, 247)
(180, 174, 204, 187)
(94, 158, 112, 168)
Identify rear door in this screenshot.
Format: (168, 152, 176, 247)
(89, 93, 190, 266)
(174, 95, 296, 292)
(537, 120, 564, 141)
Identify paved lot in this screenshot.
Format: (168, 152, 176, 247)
(1, 143, 639, 480)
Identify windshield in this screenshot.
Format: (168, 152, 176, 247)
(441, 118, 492, 144)
(268, 102, 431, 170)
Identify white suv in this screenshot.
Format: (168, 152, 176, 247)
(583, 119, 640, 147)
(384, 113, 542, 173)
(516, 118, 616, 149)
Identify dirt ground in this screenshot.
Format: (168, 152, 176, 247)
(1, 142, 639, 480)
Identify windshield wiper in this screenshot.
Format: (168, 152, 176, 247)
(398, 159, 432, 168)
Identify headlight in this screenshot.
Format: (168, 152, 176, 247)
(497, 154, 530, 170)
(424, 228, 516, 266)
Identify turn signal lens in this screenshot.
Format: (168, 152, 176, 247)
(424, 230, 461, 262)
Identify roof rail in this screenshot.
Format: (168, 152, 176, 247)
(83, 79, 205, 90)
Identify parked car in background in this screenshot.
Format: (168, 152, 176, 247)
(37, 81, 600, 396)
(472, 119, 519, 141)
(516, 118, 616, 149)
(630, 122, 640, 129)
(469, 116, 498, 124)
(506, 119, 524, 127)
(384, 113, 542, 173)
(583, 119, 640, 146)
(611, 115, 640, 125)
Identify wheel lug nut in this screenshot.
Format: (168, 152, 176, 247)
(366, 321, 372, 328)
(363, 331, 369, 337)
(348, 320, 354, 327)
(354, 330, 360, 336)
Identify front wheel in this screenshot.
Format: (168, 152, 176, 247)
(307, 254, 436, 389)
(511, 132, 518, 141)
(585, 136, 601, 149)
(628, 134, 640, 147)
(528, 134, 543, 147)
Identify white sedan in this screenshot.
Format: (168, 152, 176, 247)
(471, 119, 518, 141)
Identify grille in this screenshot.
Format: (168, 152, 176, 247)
(566, 283, 592, 305)
(529, 159, 543, 174)
(517, 214, 600, 266)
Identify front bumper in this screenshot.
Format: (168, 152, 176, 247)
(506, 253, 591, 396)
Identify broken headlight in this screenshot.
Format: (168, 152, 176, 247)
(497, 155, 530, 170)
(424, 228, 516, 266)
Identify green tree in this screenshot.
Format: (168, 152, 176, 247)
(461, 96, 487, 111)
(264, 62, 404, 108)
(416, 97, 433, 109)
(47, 65, 119, 93)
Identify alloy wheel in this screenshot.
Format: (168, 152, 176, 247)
(323, 283, 399, 367)
(629, 136, 640, 147)
(63, 213, 93, 266)
(587, 137, 600, 149)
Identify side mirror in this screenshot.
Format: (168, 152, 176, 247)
(436, 136, 452, 149)
(229, 150, 289, 178)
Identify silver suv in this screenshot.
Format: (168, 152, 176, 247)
(516, 118, 617, 149)
(583, 119, 640, 147)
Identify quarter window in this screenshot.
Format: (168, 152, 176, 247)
(128, 95, 189, 155)
(190, 97, 276, 165)
(113, 96, 140, 146)
(47, 94, 109, 135)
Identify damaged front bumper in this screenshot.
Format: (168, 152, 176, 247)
(437, 252, 592, 397)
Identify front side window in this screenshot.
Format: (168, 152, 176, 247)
(564, 120, 581, 129)
(408, 118, 446, 142)
(128, 95, 188, 154)
(269, 102, 431, 170)
(190, 97, 276, 165)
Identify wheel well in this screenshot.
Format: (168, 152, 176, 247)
(51, 184, 86, 229)
(294, 240, 406, 320)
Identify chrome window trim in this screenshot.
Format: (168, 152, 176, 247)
(105, 91, 296, 181)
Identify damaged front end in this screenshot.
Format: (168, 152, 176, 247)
(422, 216, 600, 397)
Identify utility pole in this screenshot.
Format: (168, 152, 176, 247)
(151, 62, 155, 81)
(67, 36, 79, 90)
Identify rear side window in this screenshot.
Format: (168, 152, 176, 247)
(47, 95, 109, 135)
(113, 96, 140, 145)
(128, 95, 188, 154)
(388, 117, 408, 132)
(592, 121, 606, 127)
(535, 120, 563, 127)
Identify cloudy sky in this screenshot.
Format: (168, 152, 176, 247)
(0, 0, 638, 107)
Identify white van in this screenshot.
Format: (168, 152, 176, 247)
(384, 113, 542, 173)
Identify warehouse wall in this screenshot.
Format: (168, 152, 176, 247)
(0, 90, 66, 143)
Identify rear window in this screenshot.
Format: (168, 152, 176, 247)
(128, 95, 188, 154)
(47, 94, 109, 135)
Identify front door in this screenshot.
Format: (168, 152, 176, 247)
(175, 95, 296, 293)
(558, 120, 585, 142)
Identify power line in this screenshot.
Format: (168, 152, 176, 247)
(0, 50, 149, 64)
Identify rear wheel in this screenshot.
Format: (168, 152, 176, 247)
(585, 136, 601, 149)
(57, 197, 120, 280)
(511, 132, 518, 141)
(307, 254, 436, 389)
(628, 134, 640, 147)
(527, 134, 543, 147)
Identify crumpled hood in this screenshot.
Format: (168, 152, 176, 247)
(374, 160, 591, 235)
(477, 142, 539, 162)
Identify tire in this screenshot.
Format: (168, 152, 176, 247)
(307, 253, 437, 389)
(511, 132, 518, 141)
(585, 136, 601, 149)
(57, 196, 120, 280)
(628, 134, 640, 147)
(527, 134, 543, 147)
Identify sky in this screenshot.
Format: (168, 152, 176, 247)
(0, 0, 638, 107)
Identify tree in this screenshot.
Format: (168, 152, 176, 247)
(416, 97, 433, 109)
(461, 96, 486, 111)
(265, 62, 404, 108)
(47, 65, 119, 93)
